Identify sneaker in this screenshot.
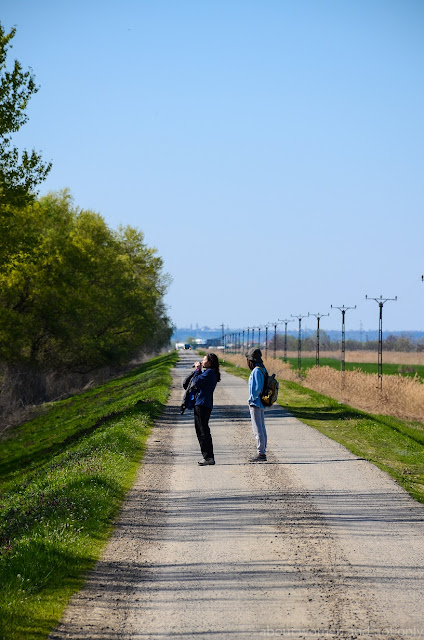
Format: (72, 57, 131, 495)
(248, 454, 267, 463)
(198, 458, 215, 466)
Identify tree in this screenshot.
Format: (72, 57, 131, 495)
(0, 23, 51, 211)
(0, 190, 173, 404)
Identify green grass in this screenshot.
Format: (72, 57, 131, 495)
(283, 356, 424, 378)
(220, 358, 424, 504)
(0, 351, 178, 640)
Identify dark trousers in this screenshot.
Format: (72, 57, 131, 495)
(194, 405, 214, 460)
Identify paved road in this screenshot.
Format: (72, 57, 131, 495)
(50, 353, 424, 640)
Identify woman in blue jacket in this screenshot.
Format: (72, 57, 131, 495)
(191, 353, 221, 466)
(246, 348, 267, 462)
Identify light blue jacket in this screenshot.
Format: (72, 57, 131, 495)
(248, 366, 265, 409)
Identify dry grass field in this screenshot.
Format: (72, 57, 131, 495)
(223, 352, 424, 423)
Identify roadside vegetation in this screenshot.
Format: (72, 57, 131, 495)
(220, 357, 424, 504)
(0, 352, 177, 640)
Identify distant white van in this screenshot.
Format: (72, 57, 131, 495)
(175, 342, 192, 350)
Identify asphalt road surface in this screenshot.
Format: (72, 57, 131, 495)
(50, 353, 424, 640)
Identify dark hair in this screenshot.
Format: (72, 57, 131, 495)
(247, 359, 256, 371)
(206, 352, 221, 382)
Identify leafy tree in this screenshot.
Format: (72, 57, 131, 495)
(0, 191, 173, 403)
(0, 23, 51, 211)
(384, 334, 415, 352)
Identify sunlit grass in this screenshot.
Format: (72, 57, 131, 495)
(0, 352, 177, 640)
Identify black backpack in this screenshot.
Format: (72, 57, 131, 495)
(257, 365, 279, 407)
(180, 371, 197, 414)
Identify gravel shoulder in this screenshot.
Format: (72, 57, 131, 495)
(50, 354, 424, 640)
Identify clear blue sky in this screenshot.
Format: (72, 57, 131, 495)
(3, 0, 423, 333)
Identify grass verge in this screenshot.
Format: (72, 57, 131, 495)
(220, 358, 424, 504)
(0, 351, 178, 640)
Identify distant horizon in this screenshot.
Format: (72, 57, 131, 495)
(173, 325, 424, 334)
(172, 326, 424, 339)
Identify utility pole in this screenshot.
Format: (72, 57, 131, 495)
(309, 312, 329, 366)
(242, 329, 245, 353)
(331, 305, 356, 383)
(264, 325, 269, 358)
(271, 321, 279, 359)
(365, 295, 397, 390)
(258, 326, 263, 351)
(256, 326, 261, 349)
(291, 314, 308, 371)
(247, 327, 250, 350)
(278, 318, 294, 362)
(251, 327, 255, 349)
(221, 323, 225, 350)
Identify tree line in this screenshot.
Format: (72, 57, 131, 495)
(273, 332, 422, 353)
(0, 23, 173, 412)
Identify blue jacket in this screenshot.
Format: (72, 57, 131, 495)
(192, 368, 217, 409)
(248, 366, 265, 409)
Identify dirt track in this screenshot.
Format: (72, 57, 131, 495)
(50, 353, 424, 640)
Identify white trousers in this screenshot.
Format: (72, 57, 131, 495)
(249, 405, 267, 455)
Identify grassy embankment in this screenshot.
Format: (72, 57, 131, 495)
(0, 351, 178, 640)
(220, 358, 424, 504)
(284, 356, 424, 378)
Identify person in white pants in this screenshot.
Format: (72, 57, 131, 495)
(245, 347, 267, 462)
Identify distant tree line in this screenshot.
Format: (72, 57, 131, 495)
(0, 23, 173, 412)
(272, 332, 423, 353)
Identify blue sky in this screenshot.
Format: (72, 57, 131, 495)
(2, 0, 423, 332)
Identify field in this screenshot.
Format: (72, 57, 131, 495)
(221, 352, 424, 423)
(0, 352, 177, 640)
(281, 349, 424, 365)
(283, 356, 424, 378)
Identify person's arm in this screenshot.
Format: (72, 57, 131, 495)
(248, 368, 264, 404)
(192, 368, 212, 390)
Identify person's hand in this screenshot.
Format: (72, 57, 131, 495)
(194, 361, 202, 369)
